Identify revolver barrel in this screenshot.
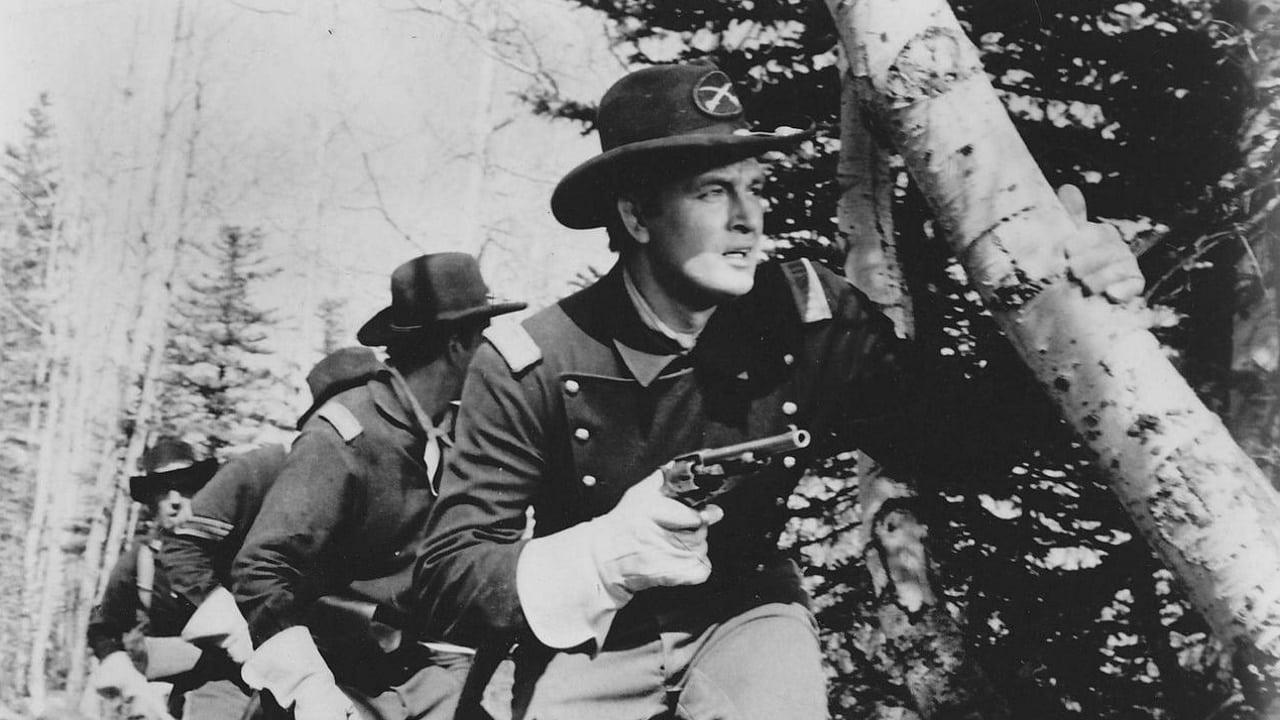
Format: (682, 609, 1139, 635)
(693, 426, 811, 466)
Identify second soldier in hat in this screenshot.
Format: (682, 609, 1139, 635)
(87, 437, 220, 719)
(157, 346, 385, 719)
(232, 254, 524, 720)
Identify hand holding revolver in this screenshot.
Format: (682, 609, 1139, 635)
(514, 427, 810, 649)
(591, 471, 724, 595)
(660, 426, 811, 508)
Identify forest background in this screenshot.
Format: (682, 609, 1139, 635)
(0, 0, 1276, 719)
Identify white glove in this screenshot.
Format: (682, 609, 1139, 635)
(590, 470, 723, 595)
(90, 651, 149, 699)
(242, 626, 358, 720)
(1058, 184, 1145, 303)
(517, 470, 723, 649)
(90, 651, 176, 720)
(292, 675, 360, 720)
(181, 586, 252, 663)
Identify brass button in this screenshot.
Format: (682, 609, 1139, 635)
(581, 475, 597, 487)
(782, 456, 797, 469)
(775, 496, 786, 507)
(574, 427, 591, 442)
(564, 379, 580, 395)
(781, 401, 798, 416)
(783, 353, 795, 366)
(754, 563, 767, 572)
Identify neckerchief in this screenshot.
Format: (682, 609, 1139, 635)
(385, 367, 454, 495)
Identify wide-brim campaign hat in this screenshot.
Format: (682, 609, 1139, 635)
(129, 437, 218, 503)
(357, 253, 526, 347)
(295, 346, 385, 429)
(551, 61, 814, 230)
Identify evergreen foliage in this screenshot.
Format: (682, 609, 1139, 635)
(317, 296, 349, 355)
(157, 225, 287, 455)
(1, 93, 57, 426)
(0, 93, 59, 712)
(525, 1, 1271, 716)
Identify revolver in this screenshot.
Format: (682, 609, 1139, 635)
(660, 426, 811, 508)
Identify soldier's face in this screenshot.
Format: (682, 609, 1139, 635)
(155, 489, 193, 530)
(639, 158, 768, 306)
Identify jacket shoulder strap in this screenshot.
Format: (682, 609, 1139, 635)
(780, 258, 833, 324)
(483, 323, 543, 373)
(315, 400, 363, 442)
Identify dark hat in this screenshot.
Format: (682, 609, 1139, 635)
(356, 253, 526, 347)
(551, 61, 814, 230)
(295, 346, 385, 429)
(128, 437, 217, 503)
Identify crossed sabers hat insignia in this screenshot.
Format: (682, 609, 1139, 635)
(694, 71, 743, 117)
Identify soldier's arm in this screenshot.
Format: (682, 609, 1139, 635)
(410, 340, 551, 647)
(817, 264, 1064, 485)
(232, 429, 362, 645)
(87, 547, 142, 660)
(162, 449, 271, 607)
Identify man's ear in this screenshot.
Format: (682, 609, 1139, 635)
(446, 333, 467, 363)
(447, 329, 481, 367)
(617, 195, 649, 245)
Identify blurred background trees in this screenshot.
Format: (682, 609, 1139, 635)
(0, 0, 1274, 717)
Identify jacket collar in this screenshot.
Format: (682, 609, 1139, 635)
(565, 262, 797, 388)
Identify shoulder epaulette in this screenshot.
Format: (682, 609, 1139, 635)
(315, 400, 363, 442)
(781, 258, 833, 323)
(484, 323, 542, 373)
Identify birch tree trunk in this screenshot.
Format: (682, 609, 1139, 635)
(20, 2, 207, 709)
(825, 0, 1280, 712)
(837, 59, 1010, 720)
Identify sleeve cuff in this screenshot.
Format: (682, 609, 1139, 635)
(181, 585, 247, 643)
(241, 626, 333, 706)
(515, 519, 631, 650)
(140, 637, 203, 679)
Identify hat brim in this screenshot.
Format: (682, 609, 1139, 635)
(356, 300, 527, 347)
(129, 458, 219, 503)
(551, 124, 816, 230)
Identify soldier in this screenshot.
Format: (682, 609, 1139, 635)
(233, 254, 525, 720)
(410, 62, 1145, 720)
(157, 347, 385, 719)
(87, 437, 220, 719)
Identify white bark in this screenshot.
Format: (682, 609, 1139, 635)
(838, 47, 1009, 718)
(826, 0, 1280, 693)
(838, 71, 912, 336)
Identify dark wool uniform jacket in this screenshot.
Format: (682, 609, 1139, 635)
(412, 260, 1055, 649)
(160, 443, 289, 611)
(233, 367, 444, 684)
(89, 536, 240, 696)
(89, 539, 189, 660)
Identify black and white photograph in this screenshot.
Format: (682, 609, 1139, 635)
(1, 1, 1277, 718)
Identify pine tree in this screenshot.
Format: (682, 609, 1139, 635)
(157, 225, 286, 454)
(1, 93, 58, 427)
(317, 296, 348, 355)
(0, 92, 59, 713)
